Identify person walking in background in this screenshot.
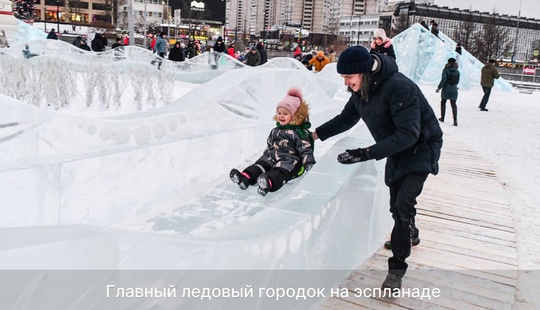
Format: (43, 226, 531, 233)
(72, 36, 82, 48)
(153, 32, 167, 58)
(0, 29, 9, 48)
(455, 43, 462, 55)
(256, 41, 268, 65)
(79, 38, 90, 51)
(308, 51, 330, 72)
(370, 28, 395, 59)
(436, 57, 460, 126)
(328, 50, 336, 63)
(479, 59, 500, 111)
(420, 20, 429, 30)
(244, 46, 261, 66)
(293, 46, 302, 60)
(429, 20, 439, 38)
(227, 42, 235, 58)
(312, 46, 442, 292)
(185, 42, 197, 59)
(230, 88, 315, 196)
(91, 33, 105, 52)
(148, 33, 157, 52)
(213, 36, 225, 53)
(47, 28, 58, 40)
(168, 41, 185, 62)
(152, 32, 167, 69)
(111, 38, 123, 49)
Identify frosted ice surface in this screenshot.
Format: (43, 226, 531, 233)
(394, 23, 512, 91)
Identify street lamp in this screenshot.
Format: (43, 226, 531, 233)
(55, 0, 60, 33)
(511, 0, 523, 63)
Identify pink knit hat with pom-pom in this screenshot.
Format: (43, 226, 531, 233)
(276, 88, 302, 115)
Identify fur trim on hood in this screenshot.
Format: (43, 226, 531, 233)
(274, 100, 309, 126)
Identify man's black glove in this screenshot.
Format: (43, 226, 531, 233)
(337, 148, 371, 164)
(304, 164, 314, 172)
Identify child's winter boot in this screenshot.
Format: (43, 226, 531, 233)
(256, 174, 272, 196)
(230, 169, 250, 190)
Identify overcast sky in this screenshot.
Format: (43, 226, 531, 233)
(433, 0, 540, 20)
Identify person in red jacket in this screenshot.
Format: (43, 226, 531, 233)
(148, 33, 157, 52)
(227, 43, 235, 58)
(293, 46, 302, 60)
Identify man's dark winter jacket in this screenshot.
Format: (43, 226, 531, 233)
(169, 44, 185, 61)
(244, 50, 261, 66)
(316, 54, 443, 185)
(91, 34, 105, 52)
(256, 42, 268, 65)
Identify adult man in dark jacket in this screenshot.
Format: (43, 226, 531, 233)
(479, 59, 500, 111)
(47, 29, 58, 40)
(213, 36, 225, 53)
(72, 36, 82, 48)
(256, 41, 267, 65)
(313, 46, 443, 291)
(244, 46, 260, 66)
(91, 33, 105, 52)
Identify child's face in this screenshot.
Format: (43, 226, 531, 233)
(276, 107, 292, 126)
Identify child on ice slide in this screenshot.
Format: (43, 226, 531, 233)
(230, 88, 316, 196)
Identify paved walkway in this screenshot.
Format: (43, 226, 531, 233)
(320, 137, 518, 309)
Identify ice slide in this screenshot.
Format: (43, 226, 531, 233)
(0, 64, 392, 309)
(394, 23, 512, 91)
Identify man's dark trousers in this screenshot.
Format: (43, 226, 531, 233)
(388, 172, 429, 277)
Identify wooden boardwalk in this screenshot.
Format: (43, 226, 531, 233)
(320, 138, 518, 309)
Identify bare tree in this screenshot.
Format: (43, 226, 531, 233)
(475, 19, 511, 61)
(68, 0, 83, 30)
(391, 12, 409, 37)
(454, 20, 477, 55)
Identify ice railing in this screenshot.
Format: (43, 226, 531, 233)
(0, 66, 391, 309)
(0, 43, 392, 309)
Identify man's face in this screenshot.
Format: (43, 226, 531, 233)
(341, 73, 362, 92)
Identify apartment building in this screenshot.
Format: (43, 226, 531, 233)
(394, 2, 540, 60)
(225, 0, 378, 37)
(118, 0, 170, 31)
(339, 14, 379, 47)
(32, 0, 115, 25)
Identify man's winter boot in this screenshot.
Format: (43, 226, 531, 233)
(381, 274, 402, 293)
(230, 169, 250, 190)
(256, 174, 272, 196)
(384, 232, 420, 250)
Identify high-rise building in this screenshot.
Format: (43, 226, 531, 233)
(118, 0, 170, 31)
(225, 0, 378, 37)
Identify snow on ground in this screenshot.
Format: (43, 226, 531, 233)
(423, 85, 540, 308)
